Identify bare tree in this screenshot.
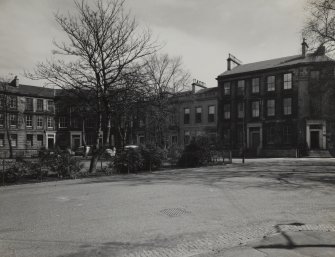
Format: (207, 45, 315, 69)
(303, 0, 335, 52)
(27, 0, 157, 172)
(142, 53, 190, 147)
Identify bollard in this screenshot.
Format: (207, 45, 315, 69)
(2, 159, 5, 186)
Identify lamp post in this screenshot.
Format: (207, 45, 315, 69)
(242, 96, 246, 164)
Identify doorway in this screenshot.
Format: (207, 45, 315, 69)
(71, 135, 81, 150)
(247, 124, 263, 156)
(46, 134, 55, 149)
(250, 131, 261, 151)
(310, 131, 320, 149)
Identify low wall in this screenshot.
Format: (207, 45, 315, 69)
(260, 148, 297, 158)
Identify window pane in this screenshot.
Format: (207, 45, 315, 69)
(9, 96, 17, 109)
(283, 98, 292, 115)
(10, 134, 17, 147)
(26, 115, 33, 127)
(184, 130, 190, 145)
(184, 108, 190, 124)
(267, 76, 275, 91)
(237, 80, 245, 95)
(37, 116, 43, 128)
(37, 99, 44, 111)
(284, 73, 292, 89)
(208, 105, 215, 122)
(252, 78, 260, 93)
(252, 101, 260, 117)
(0, 114, 4, 127)
(26, 98, 33, 111)
(267, 100, 275, 116)
(0, 133, 4, 147)
(311, 70, 319, 80)
(10, 114, 17, 127)
(195, 107, 202, 123)
(223, 82, 230, 95)
(238, 102, 244, 118)
(47, 100, 55, 112)
(224, 104, 230, 119)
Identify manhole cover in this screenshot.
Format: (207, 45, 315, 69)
(160, 208, 191, 217)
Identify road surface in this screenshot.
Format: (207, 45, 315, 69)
(0, 158, 335, 257)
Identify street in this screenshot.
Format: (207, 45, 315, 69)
(0, 158, 335, 257)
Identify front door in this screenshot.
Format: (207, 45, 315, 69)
(310, 131, 320, 149)
(251, 132, 260, 151)
(72, 135, 81, 150)
(46, 134, 56, 149)
(48, 138, 54, 149)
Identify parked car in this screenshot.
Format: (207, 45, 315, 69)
(104, 147, 116, 158)
(74, 146, 91, 156)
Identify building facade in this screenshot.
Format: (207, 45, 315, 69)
(0, 78, 218, 157)
(132, 82, 218, 148)
(173, 84, 218, 146)
(0, 78, 56, 158)
(217, 42, 335, 157)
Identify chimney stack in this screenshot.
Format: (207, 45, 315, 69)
(10, 76, 19, 87)
(301, 38, 309, 57)
(227, 55, 232, 71)
(191, 79, 206, 93)
(227, 53, 242, 71)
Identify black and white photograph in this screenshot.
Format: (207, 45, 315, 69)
(1, 0, 335, 256)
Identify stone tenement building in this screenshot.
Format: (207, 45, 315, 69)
(0, 78, 101, 158)
(129, 81, 218, 148)
(0, 78, 218, 157)
(217, 41, 335, 157)
(0, 78, 56, 158)
(172, 83, 217, 146)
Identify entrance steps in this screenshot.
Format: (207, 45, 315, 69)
(307, 150, 332, 158)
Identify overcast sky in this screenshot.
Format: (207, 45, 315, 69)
(0, 0, 306, 87)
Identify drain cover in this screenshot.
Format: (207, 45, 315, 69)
(160, 208, 191, 217)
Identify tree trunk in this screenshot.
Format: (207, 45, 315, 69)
(5, 114, 13, 159)
(89, 113, 102, 173)
(105, 115, 111, 147)
(82, 118, 88, 157)
(89, 153, 100, 173)
(6, 129, 13, 159)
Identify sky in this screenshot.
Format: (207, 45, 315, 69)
(0, 0, 307, 87)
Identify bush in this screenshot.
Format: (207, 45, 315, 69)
(39, 150, 83, 179)
(167, 144, 183, 165)
(4, 157, 46, 183)
(139, 144, 165, 171)
(178, 137, 212, 168)
(114, 148, 143, 173)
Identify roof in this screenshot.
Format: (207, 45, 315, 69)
(195, 87, 217, 95)
(0, 83, 58, 98)
(218, 52, 335, 78)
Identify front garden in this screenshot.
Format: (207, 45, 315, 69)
(1, 137, 231, 186)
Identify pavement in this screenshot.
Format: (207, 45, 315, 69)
(0, 158, 335, 257)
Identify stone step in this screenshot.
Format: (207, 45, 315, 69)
(307, 150, 332, 158)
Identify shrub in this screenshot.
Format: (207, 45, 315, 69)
(167, 144, 183, 165)
(140, 144, 165, 171)
(178, 136, 212, 168)
(114, 148, 143, 173)
(39, 150, 83, 179)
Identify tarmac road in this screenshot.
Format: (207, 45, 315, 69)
(0, 158, 335, 257)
